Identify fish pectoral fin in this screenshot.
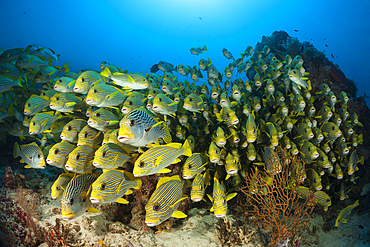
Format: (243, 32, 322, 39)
(210, 206, 214, 212)
(86, 206, 99, 213)
(155, 156, 163, 167)
(116, 198, 129, 204)
(106, 120, 119, 126)
(174, 158, 182, 163)
(171, 210, 187, 219)
(156, 168, 171, 174)
(206, 194, 213, 203)
(24, 164, 31, 168)
(226, 192, 237, 201)
(64, 102, 76, 107)
(342, 219, 348, 224)
(125, 189, 133, 195)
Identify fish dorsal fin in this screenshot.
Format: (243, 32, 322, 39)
(156, 175, 181, 189)
(165, 143, 182, 149)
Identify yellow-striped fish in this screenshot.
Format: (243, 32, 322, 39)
(101, 67, 149, 90)
(225, 153, 240, 177)
(246, 143, 257, 161)
(49, 92, 84, 112)
(93, 143, 131, 169)
(13, 142, 46, 169)
(245, 111, 257, 143)
(74, 70, 103, 94)
(53, 77, 76, 93)
(121, 96, 146, 115)
(314, 190, 331, 211)
(191, 169, 210, 202)
(334, 200, 359, 227)
(152, 93, 178, 118)
(60, 119, 87, 143)
(90, 170, 141, 204)
(183, 93, 203, 113)
(23, 94, 50, 116)
(208, 141, 221, 163)
(145, 175, 189, 226)
(207, 175, 237, 217)
(51, 172, 74, 199)
(46, 141, 76, 169)
(61, 173, 100, 220)
(77, 125, 103, 148)
(28, 111, 60, 135)
(213, 126, 227, 148)
(216, 107, 239, 127)
(85, 83, 125, 108)
(87, 108, 119, 132)
(133, 139, 192, 177)
(0, 75, 22, 94)
(65, 145, 95, 173)
(34, 63, 69, 84)
(182, 153, 206, 179)
(307, 168, 322, 191)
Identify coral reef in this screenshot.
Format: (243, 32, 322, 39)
(239, 148, 316, 247)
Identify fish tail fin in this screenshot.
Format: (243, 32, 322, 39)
(181, 139, 192, 157)
(13, 142, 19, 158)
(100, 67, 112, 78)
(62, 62, 69, 73)
(203, 45, 207, 51)
(56, 54, 60, 63)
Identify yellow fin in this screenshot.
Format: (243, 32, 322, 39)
(116, 198, 129, 204)
(24, 164, 31, 168)
(226, 192, 237, 201)
(65, 102, 76, 107)
(171, 210, 187, 218)
(86, 206, 99, 213)
(156, 168, 172, 174)
(170, 196, 188, 208)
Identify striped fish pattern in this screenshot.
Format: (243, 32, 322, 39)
(85, 83, 125, 107)
(133, 139, 192, 177)
(145, 175, 188, 226)
(77, 125, 103, 147)
(61, 173, 100, 220)
(191, 170, 210, 202)
(118, 108, 171, 147)
(299, 140, 319, 162)
(74, 71, 103, 94)
(182, 153, 205, 179)
(263, 147, 281, 175)
(245, 112, 257, 143)
(0, 76, 22, 94)
(152, 93, 178, 117)
(49, 92, 84, 112)
(47, 141, 76, 168)
(90, 170, 141, 204)
(93, 143, 131, 169)
(51, 172, 74, 199)
(0, 62, 23, 79)
(183, 93, 203, 113)
(28, 111, 59, 135)
(23, 94, 50, 115)
(121, 96, 146, 115)
(60, 119, 87, 143)
(216, 107, 239, 127)
(13, 142, 46, 169)
(65, 145, 95, 173)
(209, 177, 228, 217)
(87, 108, 119, 132)
(314, 190, 331, 211)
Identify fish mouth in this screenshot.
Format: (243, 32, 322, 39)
(211, 158, 220, 163)
(49, 104, 55, 109)
(176, 134, 183, 138)
(29, 131, 34, 135)
(145, 222, 159, 227)
(343, 149, 349, 154)
(87, 120, 96, 126)
(233, 138, 240, 143)
(23, 111, 30, 115)
(118, 136, 130, 143)
(182, 175, 192, 179)
(85, 98, 93, 104)
(312, 152, 319, 159)
(308, 134, 314, 139)
(46, 159, 53, 164)
(248, 156, 256, 161)
(90, 198, 100, 203)
(60, 135, 66, 140)
(39, 165, 46, 169)
(152, 105, 160, 110)
(93, 161, 100, 167)
(215, 213, 226, 218)
(51, 196, 57, 200)
(232, 119, 239, 125)
(217, 141, 226, 146)
(315, 186, 322, 191)
(300, 102, 306, 107)
(65, 165, 74, 171)
(73, 87, 81, 92)
(62, 214, 75, 220)
(121, 108, 129, 114)
(227, 169, 238, 175)
(162, 86, 167, 91)
(191, 197, 202, 202)
(255, 105, 261, 111)
(336, 131, 342, 137)
(211, 93, 218, 98)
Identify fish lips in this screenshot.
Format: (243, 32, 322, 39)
(90, 198, 100, 203)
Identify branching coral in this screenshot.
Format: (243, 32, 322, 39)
(239, 147, 316, 247)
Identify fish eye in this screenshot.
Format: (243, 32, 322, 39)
(188, 164, 192, 169)
(308, 148, 311, 151)
(130, 120, 135, 126)
(139, 161, 145, 167)
(189, 98, 192, 102)
(326, 199, 330, 202)
(96, 113, 100, 117)
(332, 126, 335, 130)
(56, 186, 61, 190)
(31, 121, 34, 126)
(58, 79, 62, 82)
(153, 204, 160, 211)
(27, 103, 31, 107)
(54, 149, 59, 155)
(100, 184, 106, 190)
(159, 98, 162, 102)
(76, 154, 80, 160)
(82, 78, 85, 82)
(56, 97, 59, 101)
(70, 198, 74, 205)
(84, 132, 88, 138)
(304, 129, 307, 133)
(226, 113, 230, 118)
(93, 89, 97, 93)
(129, 101, 133, 105)
(68, 126, 72, 131)
(37, 154, 41, 159)
(102, 151, 106, 157)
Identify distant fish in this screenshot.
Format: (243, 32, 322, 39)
(294, 29, 298, 32)
(331, 53, 334, 58)
(199, 17, 202, 20)
(325, 44, 328, 47)
(150, 64, 159, 73)
(190, 46, 207, 55)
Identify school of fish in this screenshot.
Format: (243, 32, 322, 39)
(0, 42, 365, 229)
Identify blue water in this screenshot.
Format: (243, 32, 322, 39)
(1, 0, 369, 99)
